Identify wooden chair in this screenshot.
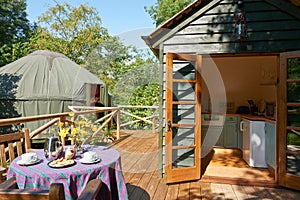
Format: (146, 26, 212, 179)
(0, 177, 102, 200)
(0, 128, 32, 182)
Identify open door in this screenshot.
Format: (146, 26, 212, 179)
(278, 51, 300, 190)
(165, 52, 202, 183)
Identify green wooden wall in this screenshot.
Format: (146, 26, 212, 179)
(163, 0, 300, 54)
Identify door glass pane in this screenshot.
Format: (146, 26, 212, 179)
(172, 148, 195, 168)
(287, 58, 300, 79)
(172, 104, 195, 124)
(173, 82, 195, 101)
(172, 127, 195, 146)
(287, 106, 300, 126)
(287, 131, 300, 175)
(173, 62, 196, 80)
(287, 82, 300, 102)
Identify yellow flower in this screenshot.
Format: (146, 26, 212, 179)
(59, 122, 65, 128)
(59, 129, 68, 138)
(71, 127, 78, 137)
(69, 112, 75, 117)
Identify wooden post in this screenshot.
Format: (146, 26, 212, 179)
(152, 116, 156, 134)
(116, 108, 120, 140)
(59, 116, 66, 146)
(23, 128, 31, 152)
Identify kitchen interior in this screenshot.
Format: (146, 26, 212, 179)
(200, 55, 277, 184)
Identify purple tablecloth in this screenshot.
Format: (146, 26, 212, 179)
(7, 145, 128, 200)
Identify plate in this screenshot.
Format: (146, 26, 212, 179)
(17, 158, 40, 166)
(79, 157, 101, 164)
(48, 159, 76, 168)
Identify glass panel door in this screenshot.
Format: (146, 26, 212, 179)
(278, 51, 300, 190)
(165, 53, 202, 183)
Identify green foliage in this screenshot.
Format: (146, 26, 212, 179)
(145, 0, 194, 27)
(287, 131, 300, 146)
(84, 36, 138, 88)
(31, 1, 109, 65)
(0, 0, 32, 66)
(84, 36, 160, 106)
(126, 83, 160, 129)
(111, 59, 160, 106)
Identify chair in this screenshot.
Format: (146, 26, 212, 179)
(0, 128, 32, 182)
(0, 177, 102, 200)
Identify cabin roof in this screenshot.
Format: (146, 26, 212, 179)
(142, 0, 300, 56)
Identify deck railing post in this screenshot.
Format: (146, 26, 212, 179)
(116, 108, 120, 140)
(152, 116, 156, 134)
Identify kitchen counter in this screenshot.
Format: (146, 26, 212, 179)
(208, 113, 276, 123)
(239, 114, 276, 123)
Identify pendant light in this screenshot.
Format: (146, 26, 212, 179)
(233, 0, 248, 41)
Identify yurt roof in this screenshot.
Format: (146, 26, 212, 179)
(0, 50, 103, 101)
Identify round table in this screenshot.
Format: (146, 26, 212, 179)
(7, 145, 128, 200)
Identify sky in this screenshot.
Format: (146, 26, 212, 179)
(26, 0, 157, 49)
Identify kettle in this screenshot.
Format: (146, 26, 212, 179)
(44, 136, 63, 161)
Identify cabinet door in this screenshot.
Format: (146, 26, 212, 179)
(224, 123, 238, 148)
(202, 126, 223, 147)
(265, 122, 276, 169)
(238, 117, 243, 150)
(223, 116, 238, 148)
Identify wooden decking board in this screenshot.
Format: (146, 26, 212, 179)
(189, 181, 201, 200)
(221, 184, 238, 199)
(164, 183, 179, 200)
(210, 183, 226, 199)
(129, 171, 156, 200)
(199, 182, 213, 200)
(140, 171, 160, 199)
(231, 184, 249, 199)
(272, 187, 300, 199)
(108, 130, 300, 200)
(152, 178, 168, 200)
(117, 137, 148, 172)
(177, 182, 190, 200)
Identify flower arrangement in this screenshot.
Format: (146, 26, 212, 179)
(56, 112, 116, 147)
(57, 113, 96, 146)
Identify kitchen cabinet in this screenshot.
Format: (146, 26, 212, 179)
(265, 122, 276, 169)
(201, 126, 223, 147)
(222, 116, 239, 148)
(201, 116, 240, 148)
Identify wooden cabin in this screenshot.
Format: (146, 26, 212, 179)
(143, 0, 300, 191)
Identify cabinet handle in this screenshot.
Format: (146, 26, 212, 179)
(240, 121, 244, 132)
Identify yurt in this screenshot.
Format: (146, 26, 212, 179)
(0, 50, 109, 137)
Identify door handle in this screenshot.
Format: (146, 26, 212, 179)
(167, 120, 172, 132)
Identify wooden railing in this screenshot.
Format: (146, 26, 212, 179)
(0, 107, 121, 143)
(118, 105, 159, 133)
(0, 105, 159, 143)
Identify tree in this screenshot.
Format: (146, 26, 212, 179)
(84, 36, 159, 106)
(144, 0, 194, 27)
(31, 1, 109, 65)
(0, 0, 32, 66)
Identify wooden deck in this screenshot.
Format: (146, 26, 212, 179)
(109, 130, 300, 200)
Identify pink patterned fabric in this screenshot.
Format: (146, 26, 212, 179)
(7, 145, 128, 200)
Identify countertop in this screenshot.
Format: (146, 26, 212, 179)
(203, 113, 276, 123)
(238, 114, 276, 123)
